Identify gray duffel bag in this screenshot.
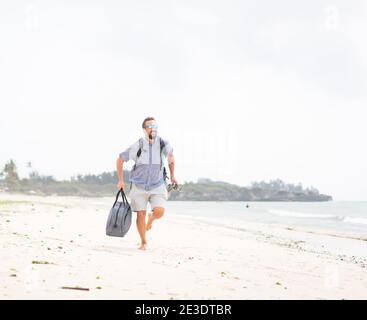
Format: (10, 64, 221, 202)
(106, 188, 132, 237)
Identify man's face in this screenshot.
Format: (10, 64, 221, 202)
(144, 120, 158, 139)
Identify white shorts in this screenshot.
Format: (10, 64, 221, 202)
(128, 183, 168, 212)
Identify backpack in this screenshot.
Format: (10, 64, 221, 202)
(129, 137, 168, 190)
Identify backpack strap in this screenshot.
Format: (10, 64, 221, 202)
(160, 137, 169, 183)
(159, 137, 165, 169)
(136, 138, 143, 158)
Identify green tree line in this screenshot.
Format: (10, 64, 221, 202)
(0, 159, 331, 201)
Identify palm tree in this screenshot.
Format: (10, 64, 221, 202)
(2, 159, 20, 189)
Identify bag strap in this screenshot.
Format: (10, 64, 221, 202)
(112, 188, 128, 208)
(121, 189, 129, 203)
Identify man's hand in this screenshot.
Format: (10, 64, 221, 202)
(117, 180, 125, 190)
(171, 176, 178, 185)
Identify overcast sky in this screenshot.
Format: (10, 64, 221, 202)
(1, 1, 366, 200)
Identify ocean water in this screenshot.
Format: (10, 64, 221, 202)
(164, 201, 367, 237)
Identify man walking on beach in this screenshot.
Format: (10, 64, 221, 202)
(116, 117, 177, 250)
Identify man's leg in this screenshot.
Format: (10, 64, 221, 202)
(136, 210, 147, 250)
(146, 207, 165, 231)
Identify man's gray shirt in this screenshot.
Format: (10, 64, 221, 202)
(119, 135, 173, 191)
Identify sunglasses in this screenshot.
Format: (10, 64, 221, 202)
(145, 124, 158, 129)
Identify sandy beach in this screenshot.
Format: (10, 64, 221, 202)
(0, 192, 366, 300)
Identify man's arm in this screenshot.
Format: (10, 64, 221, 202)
(116, 157, 125, 189)
(168, 153, 177, 184)
(117, 140, 139, 190)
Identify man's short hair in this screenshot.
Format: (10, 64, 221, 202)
(142, 117, 156, 128)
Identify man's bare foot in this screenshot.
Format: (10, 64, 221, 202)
(146, 212, 154, 231)
(138, 243, 147, 250)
